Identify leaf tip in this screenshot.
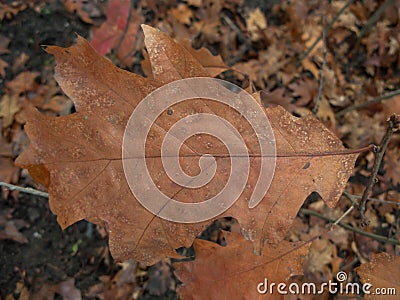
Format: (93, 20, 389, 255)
(43, 45, 60, 55)
(141, 24, 159, 37)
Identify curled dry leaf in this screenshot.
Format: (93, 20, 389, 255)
(16, 25, 358, 264)
(175, 231, 310, 300)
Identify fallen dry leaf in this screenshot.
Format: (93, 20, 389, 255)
(12, 52, 30, 73)
(258, 88, 297, 113)
(383, 147, 400, 185)
(0, 214, 28, 244)
(171, 3, 193, 25)
(146, 259, 174, 296)
(0, 135, 13, 156)
(0, 94, 20, 128)
(0, 2, 27, 20)
(0, 35, 11, 54)
(289, 79, 318, 106)
(16, 26, 358, 264)
(175, 231, 310, 300)
(42, 95, 74, 116)
(246, 8, 267, 41)
(63, 0, 97, 24)
(0, 156, 20, 198)
(0, 156, 19, 183)
(54, 278, 82, 300)
(179, 39, 228, 77)
(6, 71, 39, 96)
(316, 97, 336, 127)
(29, 283, 55, 300)
(90, 0, 142, 66)
(356, 252, 400, 300)
(0, 58, 8, 77)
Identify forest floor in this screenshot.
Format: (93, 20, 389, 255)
(0, 0, 399, 299)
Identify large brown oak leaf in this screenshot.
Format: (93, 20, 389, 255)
(16, 25, 358, 264)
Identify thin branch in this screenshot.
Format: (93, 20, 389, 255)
(312, 15, 327, 114)
(343, 192, 400, 207)
(336, 89, 400, 117)
(333, 205, 354, 226)
(343, 192, 360, 206)
(221, 12, 252, 66)
(359, 0, 395, 39)
(297, 0, 356, 66)
(300, 208, 400, 245)
(0, 182, 49, 198)
(360, 115, 400, 223)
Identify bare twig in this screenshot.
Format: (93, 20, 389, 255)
(336, 89, 400, 117)
(312, 15, 327, 114)
(343, 192, 359, 206)
(333, 205, 354, 226)
(343, 192, 400, 207)
(359, 115, 400, 224)
(221, 12, 252, 65)
(359, 0, 395, 39)
(300, 208, 400, 245)
(0, 182, 49, 198)
(297, 0, 356, 66)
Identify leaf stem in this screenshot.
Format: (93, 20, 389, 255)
(142, 144, 375, 159)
